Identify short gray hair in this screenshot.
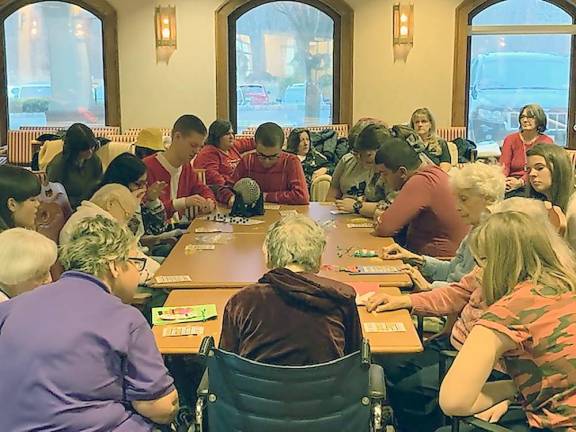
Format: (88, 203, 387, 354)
(59, 215, 135, 277)
(90, 183, 138, 217)
(450, 162, 506, 203)
(264, 214, 326, 272)
(520, 103, 547, 133)
(0, 228, 57, 286)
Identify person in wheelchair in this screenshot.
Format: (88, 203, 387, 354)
(439, 211, 576, 431)
(219, 213, 362, 366)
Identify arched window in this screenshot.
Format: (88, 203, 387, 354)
(453, 0, 576, 149)
(0, 0, 120, 142)
(216, 0, 353, 133)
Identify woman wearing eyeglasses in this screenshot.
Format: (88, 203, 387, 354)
(100, 153, 179, 257)
(500, 104, 553, 197)
(0, 216, 179, 431)
(60, 184, 157, 284)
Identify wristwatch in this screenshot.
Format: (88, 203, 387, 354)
(353, 199, 363, 214)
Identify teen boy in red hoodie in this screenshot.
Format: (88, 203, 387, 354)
(216, 122, 309, 206)
(144, 114, 216, 221)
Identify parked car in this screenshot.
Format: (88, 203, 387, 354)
(468, 52, 569, 146)
(9, 83, 52, 99)
(238, 84, 269, 105)
(283, 82, 330, 106)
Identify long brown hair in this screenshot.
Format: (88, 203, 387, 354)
(526, 144, 575, 212)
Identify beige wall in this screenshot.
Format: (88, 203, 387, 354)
(109, 0, 462, 130)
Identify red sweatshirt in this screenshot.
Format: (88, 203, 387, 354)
(216, 152, 309, 205)
(144, 153, 215, 219)
(375, 165, 468, 257)
(500, 132, 553, 180)
(193, 137, 255, 186)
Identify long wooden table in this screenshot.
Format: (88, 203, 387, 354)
(151, 203, 412, 289)
(152, 287, 423, 355)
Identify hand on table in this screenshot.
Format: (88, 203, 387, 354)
(335, 198, 356, 213)
(185, 195, 208, 209)
(474, 400, 510, 423)
(365, 292, 412, 313)
(404, 265, 432, 291)
(198, 199, 216, 215)
(380, 243, 423, 264)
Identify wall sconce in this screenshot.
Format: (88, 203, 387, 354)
(392, 3, 414, 62)
(155, 5, 177, 64)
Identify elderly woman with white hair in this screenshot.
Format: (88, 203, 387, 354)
(219, 214, 362, 366)
(60, 183, 159, 283)
(0, 216, 179, 431)
(0, 228, 57, 302)
(381, 162, 506, 289)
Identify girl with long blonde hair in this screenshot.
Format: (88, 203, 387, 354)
(440, 211, 576, 430)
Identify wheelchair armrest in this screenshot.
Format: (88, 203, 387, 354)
(368, 364, 386, 400)
(460, 416, 514, 432)
(197, 370, 209, 397)
(440, 350, 458, 359)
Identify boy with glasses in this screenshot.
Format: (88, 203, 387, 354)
(216, 122, 309, 206)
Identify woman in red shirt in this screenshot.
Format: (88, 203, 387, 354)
(500, 104, 553, 197)
(193, 120, 255, 186)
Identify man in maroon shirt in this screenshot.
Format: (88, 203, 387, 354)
(216, 122, 309, 206)
(365, 125, 468, 257)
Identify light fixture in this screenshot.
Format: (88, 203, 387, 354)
(155, 5, 177, 64)
(393, 3, 414, 46)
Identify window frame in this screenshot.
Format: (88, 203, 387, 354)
(452, 0, 576, 148)
(216, 0, 353, 131)
(0, 0, 120, 144)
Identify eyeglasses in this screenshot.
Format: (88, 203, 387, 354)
(520, 114, 535, 120)
(256, 151, 281, 161)
(131, 179, 147, 190)
(128, 256, 147, 272)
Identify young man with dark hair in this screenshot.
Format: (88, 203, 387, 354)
(367, 125, 467, 257)
(216, 122, 309, 206)
(144, 114, 216, 221)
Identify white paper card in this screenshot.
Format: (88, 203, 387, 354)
(363, 322, 406, 333)
(185, 244, 216, 251)
(154, 275, 193, 284)
(347, 223, 374, 228)
(162, 326, 205, 337)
